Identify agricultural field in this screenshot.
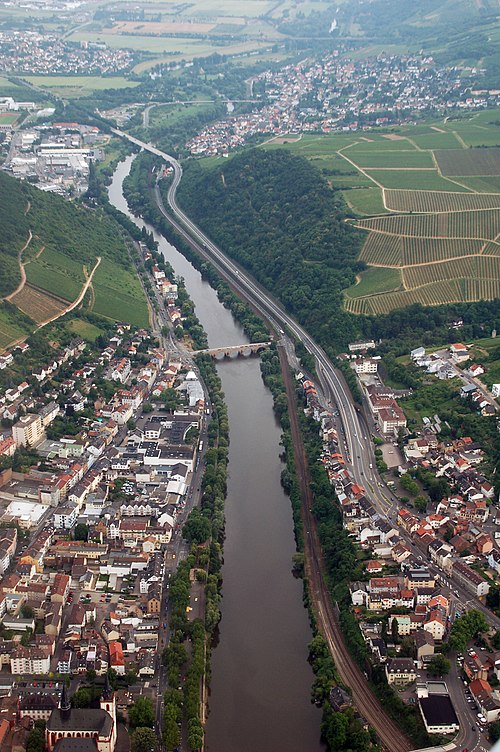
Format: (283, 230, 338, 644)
(22, 75, 140, 98)
(364, 169, 469, 192)
(343, 150, 434, 168)
(356, 209, 500, 240)
(344, 266, 402, 299)
(90, 259, 150, 329)
(10, 285, 66, 325)
(359, 235, 487, 267)
(0, 304, 32, 351)
(347, 208, 500, 314)
(384, 190, 500, 213)
(435, 148, 500, 177)
(25, 248, 86, 303)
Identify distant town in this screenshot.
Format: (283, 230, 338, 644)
(188, 52, 499, 156)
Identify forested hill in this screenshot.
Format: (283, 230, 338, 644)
(176, 149, 364, 350)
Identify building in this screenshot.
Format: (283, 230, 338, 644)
(385, 657, 417, 686)
(419, 686, 459, 735)
(19, 693, 58, 721)
(12, 413, 44, 447)
(46, 676, 117, 752)
(452, 560, 489, 598)
(10, 646, 50, 674)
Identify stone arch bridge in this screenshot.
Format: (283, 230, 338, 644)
(193, 342, 271, 359)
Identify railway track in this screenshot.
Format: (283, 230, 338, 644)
(278, 344, 412, 752)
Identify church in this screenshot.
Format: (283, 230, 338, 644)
(45, 675, 117, 752)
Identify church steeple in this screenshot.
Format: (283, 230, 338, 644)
(102, 671, 113, 702)
(60, 681, 71, 720)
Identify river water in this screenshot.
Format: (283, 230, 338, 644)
(109, 156, 322, 752)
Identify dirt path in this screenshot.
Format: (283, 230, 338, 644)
(36, 256, 101, 330)
(4, 230, 32, 302)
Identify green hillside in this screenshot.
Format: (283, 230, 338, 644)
(0, 170, 149, 345)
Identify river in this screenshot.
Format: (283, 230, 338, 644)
(109, 156, 323, 752)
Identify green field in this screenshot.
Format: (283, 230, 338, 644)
(407, 131, 463, 150)
(342, 187, 387, 215)
(22, 75, 140, 98)
(0, 113, 18, 125)
(458, 176, 500, 193)
(25, 248, 85, 302)
(346, 150, 435, 168)
(149, 100, 216, 129)
(64, 318, 105, 342)
(365, 169, 470, 191)
(0, 304, 32, 351)
(91, 259, 149, 328)
(344, 266, 402, 298)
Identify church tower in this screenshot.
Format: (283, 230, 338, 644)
(101, 672, 117, 750)
(60, 681, 71, 721)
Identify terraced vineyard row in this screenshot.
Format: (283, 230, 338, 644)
(345, 279, 480, 315)
(402, 255, 500, 289)
(356, 208, 500, 239)
(360, 233, 488, 267)
(384, 189, 500, 213)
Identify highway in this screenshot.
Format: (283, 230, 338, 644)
(111, 128, 498, 751)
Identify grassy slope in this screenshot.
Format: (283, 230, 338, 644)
(0, 171, 149, 341)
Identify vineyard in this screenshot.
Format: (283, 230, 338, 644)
(384, 189, 500, 213)
(356, 209, 500, 240)
(435, 148, 500, 176)
(344, 278, 500, 315)
(401, 256, 500, 290)
(359, 235, 489, 267)
(11, 285, 66, 324)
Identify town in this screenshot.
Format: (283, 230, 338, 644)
(300, 333, 500, 741)
(187, 52, 500, 157)
(0, 233, 212, 750)
(0, 31, 133, 76)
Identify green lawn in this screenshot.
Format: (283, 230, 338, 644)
(344, 266, 402, 298)
(149, 100, 216, 129)
(342, 187, 388, 215)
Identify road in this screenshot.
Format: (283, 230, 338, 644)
(110, 128, 498, 751)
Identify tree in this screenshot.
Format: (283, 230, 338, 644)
(21, 604, 34, 619)
(414, 496, 428, 513)
(131, 727, 157, 752)
(128, 696, 155, 729)
(490, 720, 500, 743)
(427, 654, 450, 676)
(182, 508, 211, 545)
(26, 726, 45, 752)
(161, 388, 180, 411)
(74, 523, 89, 542)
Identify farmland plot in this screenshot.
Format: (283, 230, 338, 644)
(435, 148, 500, 176)
(11, 284, 66, 324)
(384, 189, 500, 213)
